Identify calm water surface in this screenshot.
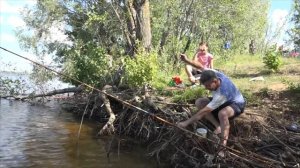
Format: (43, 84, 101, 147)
(0, 99, 156, 168)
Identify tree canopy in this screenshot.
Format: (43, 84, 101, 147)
(16, 0, 269, 87)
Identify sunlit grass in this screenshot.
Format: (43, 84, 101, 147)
(152, 53, 300, 103)
(214, 54, 300, 92)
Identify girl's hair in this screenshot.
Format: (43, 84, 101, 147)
(199, 42, 208, 48)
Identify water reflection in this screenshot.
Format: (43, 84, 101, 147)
(0, 99, 156, 168)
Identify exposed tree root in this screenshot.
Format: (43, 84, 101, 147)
(98, 85, 116, 135)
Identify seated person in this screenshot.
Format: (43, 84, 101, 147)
(185, 42, 214, 84)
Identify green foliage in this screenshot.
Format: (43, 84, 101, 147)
(263, 46, 282, 72)
(123, 50, 159, 88)
(151, 0, 269, 60)
(173, 87, 207, 103)
(30, 65, 54, 85)
(63, 42, 113, 86)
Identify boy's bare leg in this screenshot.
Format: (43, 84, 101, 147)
(185, 65, 195, 83)
(205, 113, 221, 134)
(218, 106, 235, 146)
(195, 98, 221, 134)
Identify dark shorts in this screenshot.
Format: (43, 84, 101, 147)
(192, 69, 202, 78)
(209, 99, 246, 122)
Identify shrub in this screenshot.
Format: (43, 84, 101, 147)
(123, 51, 159, 88)
(62, 42, 113, 87)
(263, 46, 282, 72)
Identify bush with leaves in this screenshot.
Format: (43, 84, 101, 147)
(123, 50, 159, 88)
(62, 42, 114, 87)
(263, 46, 282, 72)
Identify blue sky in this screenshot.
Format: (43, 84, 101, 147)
(0, 0, 36, 72)
(0, 0, 295, 72)
(268, 0, 294, 47)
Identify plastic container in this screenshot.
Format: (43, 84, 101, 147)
(196, 128, 207, 138)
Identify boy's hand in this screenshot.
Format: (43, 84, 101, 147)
(176, 121, 188, 128)
(180, 54, 188, 62)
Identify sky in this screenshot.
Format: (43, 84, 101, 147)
(0, 0, 295, 72)
(0, 0, 36, 72)
(269, 0, 294, 47)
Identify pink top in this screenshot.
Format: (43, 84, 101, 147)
(196, 52, 213, 69)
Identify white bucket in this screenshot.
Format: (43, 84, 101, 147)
(196, 128, 207, 138)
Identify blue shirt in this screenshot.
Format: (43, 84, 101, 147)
(224, 42, 231, 50)
(207, 70, 245, 110)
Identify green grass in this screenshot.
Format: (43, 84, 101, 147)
(172, 86, 207, 103)
(214, 54, 300, 92)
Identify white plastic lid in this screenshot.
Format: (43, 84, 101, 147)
(196, 128, 207, 134)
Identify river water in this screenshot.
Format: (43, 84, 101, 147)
(0, 71, 157, 168)
(0, 99, 156, 168)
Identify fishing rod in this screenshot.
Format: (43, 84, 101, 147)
(0, 47, 282, 165)
(0, 46, 175, 124)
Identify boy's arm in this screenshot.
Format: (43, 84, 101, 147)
(180, 54, 205, 71)
(177, 106, 213, 128)
(193, 52, 199, 62)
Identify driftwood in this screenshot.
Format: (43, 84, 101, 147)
(1, 86, 82, 100)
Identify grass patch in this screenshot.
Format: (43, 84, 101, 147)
(172, 87, 207, 103)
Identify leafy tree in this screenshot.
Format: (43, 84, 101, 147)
(290, 0, 300, 50)
(151, 0, 269, 62)
(17, 0, 153, 87)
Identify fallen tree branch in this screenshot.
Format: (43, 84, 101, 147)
(6, 86, 83, 100)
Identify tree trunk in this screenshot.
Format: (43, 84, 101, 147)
(158, 10, 170, 54)
(139, 0, 151, 51)
(132, 0, 152, 51)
